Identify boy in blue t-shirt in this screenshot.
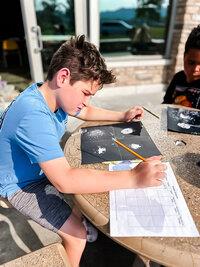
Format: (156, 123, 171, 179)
(0, 35, 166, 266)
(163, 25, 200, 109)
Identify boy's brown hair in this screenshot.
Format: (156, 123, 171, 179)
(46, 35, 116, 86)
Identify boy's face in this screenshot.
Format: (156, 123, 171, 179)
(184, 48, 200, 83)
(58, 79, 100, 115)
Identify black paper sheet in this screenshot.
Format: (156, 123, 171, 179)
(81, 122, 161, 164)
(167, 107, 200, 135)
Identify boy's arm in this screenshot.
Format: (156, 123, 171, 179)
(76, 105, 144, 122)
(39, 156, 166, 194)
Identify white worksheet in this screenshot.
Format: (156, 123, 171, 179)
(109, 162, 199, 237)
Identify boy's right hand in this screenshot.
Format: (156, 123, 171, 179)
(131, 156, 167, 188)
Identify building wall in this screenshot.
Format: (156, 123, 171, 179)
(106, 0, 200, 88)
(114, 65, 168, 86)
(107, 61, 170, 87)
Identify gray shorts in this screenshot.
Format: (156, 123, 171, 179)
(8, 179, 72, 233)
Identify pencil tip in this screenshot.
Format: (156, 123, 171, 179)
(112, 137, 116, 141)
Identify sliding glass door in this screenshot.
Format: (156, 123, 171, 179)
(20, 0, 87, 81)
(20, 0, 174, 81)
(34, 0, 75, 73)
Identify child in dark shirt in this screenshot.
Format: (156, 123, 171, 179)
(163, 25, 200, 109)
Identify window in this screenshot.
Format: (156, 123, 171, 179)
(35, 0, 75, 36)
(99, 0, 170, 56)
(34, 0, 75, 71)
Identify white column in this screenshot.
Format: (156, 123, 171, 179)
(74, 0, 88, 37)
(89, 0, 100, 48)
(20, 0, 44, 82)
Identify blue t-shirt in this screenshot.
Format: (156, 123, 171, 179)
(0, 83, 68, 197)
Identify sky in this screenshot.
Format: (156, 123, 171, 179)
(100, 0, 169, 12)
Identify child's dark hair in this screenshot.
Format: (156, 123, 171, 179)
(46, 35, 116, 86)
(185, 25, 200, 54)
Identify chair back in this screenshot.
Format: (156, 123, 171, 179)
(2, 39, 19, 50)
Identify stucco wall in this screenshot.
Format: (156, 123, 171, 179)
(108, 64, 169, 86)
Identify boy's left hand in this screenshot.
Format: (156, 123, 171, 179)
(123, 106, 144, 122)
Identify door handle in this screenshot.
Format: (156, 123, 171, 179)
(31, 25, 43, 53)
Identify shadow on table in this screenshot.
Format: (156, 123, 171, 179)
(172, 152, 200, 188)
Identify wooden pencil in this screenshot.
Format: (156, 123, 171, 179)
(143, 106, 160, 119)
(113, 138, 146, 161)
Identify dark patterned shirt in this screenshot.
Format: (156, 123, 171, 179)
(163, 71, 200, 109)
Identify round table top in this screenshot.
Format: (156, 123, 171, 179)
(64, 105, 200, 267)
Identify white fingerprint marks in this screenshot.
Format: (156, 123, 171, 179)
(131, 144, 141, 150)
(97, 146, 106, 154)
(121, 128, 133, 135)
(177, 122, 191, 129)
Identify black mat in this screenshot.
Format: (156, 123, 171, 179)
(167, 107, 200, 135)
(81, 122, 161, 164)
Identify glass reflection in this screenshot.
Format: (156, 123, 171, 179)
(35, 0, 75, 35)
(34, 0, 75, 71)
(99, 0, 170, 56)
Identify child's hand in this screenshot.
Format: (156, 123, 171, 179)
(131, 156, 166, 188)
(123, 106, 144, 122)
